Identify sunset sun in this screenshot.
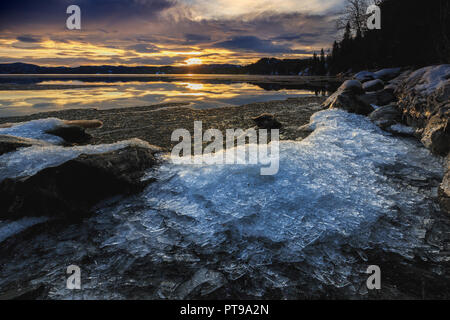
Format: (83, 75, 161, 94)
(185, 58, 203, 65)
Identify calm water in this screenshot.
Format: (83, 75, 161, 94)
(0, 74, 334, 117)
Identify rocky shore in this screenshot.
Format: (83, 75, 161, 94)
(323, 65, 449, 214)
(0, 96, 325, 222)
(0, 67, 449, 300)
(0, 96, 326, 150)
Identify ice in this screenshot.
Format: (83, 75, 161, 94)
(389, 124, 416, 135)
(92, 109, 443, 293)
(0, 138, 153, 181)
(0, 109, 445, 298)
(0, 118, 66, 144)
(0, 217, 48, 243)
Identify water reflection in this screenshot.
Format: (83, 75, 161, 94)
(0, 75, 335, 117)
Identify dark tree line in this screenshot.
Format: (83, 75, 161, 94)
(240, 0, 450, 76)
(328, 0, 450, 74)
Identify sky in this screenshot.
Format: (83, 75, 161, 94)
(0, 0, 346, 67)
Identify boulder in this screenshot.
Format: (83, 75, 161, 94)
(373, 68, 401, 81)
(323, 80, 374, 115)
(376, 88, 396, 105)
(0, 145, 159, 220)
(420, 114, 450, 156)
(252, 113, 282, 129)
(46, 126, 92, 144)
(439, 156, 450, 214)
(369, 104, 403, 129)
(363, 79, 385, 92)
(340, 80, 364, 94)
(327, 93, 374, 115)
(0, 135, 50, 156)
(396, 65, 450, 131)
(357, 89, 396, 107)
(354, 71, 375, 82)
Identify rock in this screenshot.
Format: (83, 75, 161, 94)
(0, 283, 49, 300)
(363, 79, 385, 92)
(340, 80, 364, 94)
(369, 104, 403, 129)
(323, 80, 374, 115)
(0, 135, 50, 156)
(0, 145, 159, 220)
(396, 65, 450, 133)
(357, 93, 379, 106)
(373, 68, 401, 81)
(439, 157, 450, 214)
(252, 113, 282, 129)
(376, 88, 396, 105)
(357, 89, 396, 107)
(328, 93, 374, 115)
(174, 268, 226, 299)
(354, 71, 375, 82)
(420, 115, 450, 156)
(63, 120, 103, 129)
(46, 126, 92, 144)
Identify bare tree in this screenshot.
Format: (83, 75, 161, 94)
(336, 0, 377, 37)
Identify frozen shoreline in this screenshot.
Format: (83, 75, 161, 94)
(0, 67, 449, 299)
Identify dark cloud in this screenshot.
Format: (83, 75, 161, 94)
(16, 35, 42, 43)
(127, 43, 159, 53)
(215, 36, 292, 53)
(184, 33, 212, 43)
(0, 0, 174, 30)
(272, 32, 318, 41)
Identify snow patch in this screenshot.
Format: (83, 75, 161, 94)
(407, 65, 450, 94)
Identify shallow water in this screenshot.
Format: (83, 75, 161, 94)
(0, 109, 448, 299)
(0, 75, 332, 117)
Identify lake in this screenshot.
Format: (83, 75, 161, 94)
(0, 74, 337, 117)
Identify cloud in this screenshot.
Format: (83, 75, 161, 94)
(0, 1, 344, 66)
(184, 33, 212, 43)
(0, 0, 175, 31)
(16, 35, 42, 43)
(215, 36, 291, 53)
(127, 43, 159, 53)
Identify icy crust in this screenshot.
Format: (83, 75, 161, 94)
(92, 109, 444, 293)
(0, 118, 66, 144)
(0, 138, 153, 181)
(136, 109, 442, 254)
(0, 217, 49, 243)
(0, 109, 445, 298)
